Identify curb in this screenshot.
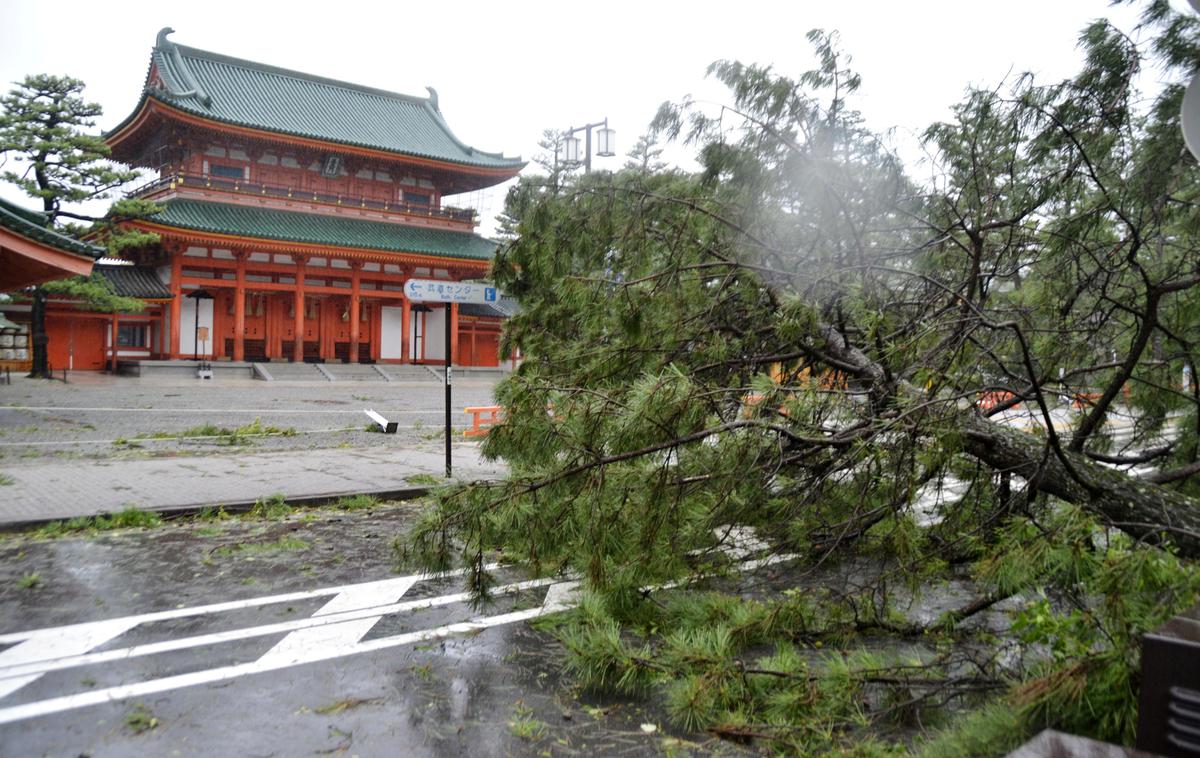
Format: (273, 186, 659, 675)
(0, 485, 436, 532)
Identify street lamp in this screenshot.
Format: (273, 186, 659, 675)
(561, 118, 615, 173)
(186, 289, 213, 360)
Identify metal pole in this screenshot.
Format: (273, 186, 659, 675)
(584, 124, 592, 173)
(445, 301, 452, 479)
(193, 299, 199, 361)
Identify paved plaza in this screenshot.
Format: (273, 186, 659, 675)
(0, 372, 508, 525)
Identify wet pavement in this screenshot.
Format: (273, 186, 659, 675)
(0, 373, 1023, 755)
(0, 373, 742, 756)
(0, 444, 505, 525)
(0, 503, 736, 757)
(0, 373, 508, 526)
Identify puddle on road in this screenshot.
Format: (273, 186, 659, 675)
(0, 502, 743, 756)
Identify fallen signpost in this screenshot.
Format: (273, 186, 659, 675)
(363, 409, 397, 434)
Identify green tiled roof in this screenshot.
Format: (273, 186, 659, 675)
(150, 199, 499, 261)
(112, 29, 524, 173)
(0, 197, 105, 259)
(95, 263, 173, 299)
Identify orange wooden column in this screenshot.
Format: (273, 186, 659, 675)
(169, 254, 182, 358)
(348, 263, 361, 363)
(233, 252, 246, 362)
(263, 286, 278, 360)
(400, 297, 411, 364)
(293, 256, 306, 362)
(110, 314, 119, 373)
(319, 301, 333, 362)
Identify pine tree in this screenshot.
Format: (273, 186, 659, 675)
(0, 74, 158, 377)
(404, 6, 1200, 752)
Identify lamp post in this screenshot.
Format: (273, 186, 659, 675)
(186, 289, 213, 360)
(561, 118, 615, 173)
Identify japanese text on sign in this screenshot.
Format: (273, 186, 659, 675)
(403, 279, 501, 304)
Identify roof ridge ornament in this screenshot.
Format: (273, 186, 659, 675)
(425, 86, 439, 112)
(154, 27, 213, 108)
(155, 27, 176, 50)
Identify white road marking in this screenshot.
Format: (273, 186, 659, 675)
(0, 619, 138, 700)
(0, 607, 548, 726)
(0, 565, 503, 646)
(255, 575, 422, 666)
(0, 547, 791, 725)
(0, 578, 556, 683)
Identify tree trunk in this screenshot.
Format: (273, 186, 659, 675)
(27, 287, 49, 379)
(815, 320, 1200, 557)
(963, 416, 1200, 557)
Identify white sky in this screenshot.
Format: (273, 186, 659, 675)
(0, 0, 1177, 237)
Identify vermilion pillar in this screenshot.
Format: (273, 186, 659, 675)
(400, 297, 411, 364)
(169, 254, 182, 359)
(110, 314, 120, 373)
(233, 251, 246, 362)
(349, 263, 361, 363)
(293, 256, 306, 362)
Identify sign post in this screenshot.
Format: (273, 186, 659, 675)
(444, 301, 451, 478)
(403, 279, 505, 480)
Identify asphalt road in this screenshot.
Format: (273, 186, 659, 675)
(0, 374, 743, 756)
(0, 503, 734, 757)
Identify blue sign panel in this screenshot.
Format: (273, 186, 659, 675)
(403, 279, 506, 304)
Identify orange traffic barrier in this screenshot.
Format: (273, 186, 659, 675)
(741, 393, 793, 418)
(978, 390, 1017, 411)
(1072, 392, 1103, 409)
(464, 405, 504, 437)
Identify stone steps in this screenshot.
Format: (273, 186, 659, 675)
(324, 364, 387, 382)
(253, 362, 462, 382)
(255, 362, 327, 381)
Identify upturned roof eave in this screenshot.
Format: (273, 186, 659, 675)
(0, 198, 106, 260)
(105, 96, 526, 184)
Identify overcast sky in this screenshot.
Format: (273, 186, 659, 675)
(0, 0, 1175, 237)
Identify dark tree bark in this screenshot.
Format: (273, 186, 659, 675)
(27, 288, 49, 379)
(962, 417, 1200, 557)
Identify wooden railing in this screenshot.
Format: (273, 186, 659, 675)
(129, 173, 477, 223)
(463, 406, 504, 437)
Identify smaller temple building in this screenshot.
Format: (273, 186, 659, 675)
(3, 29, 524, 372)
(0, 197, 104, 374)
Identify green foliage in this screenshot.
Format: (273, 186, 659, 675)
(248, 493, 291, 520)
(0, 75, 138, 216)
(507, 701, 547, 741)
(211, 535, 309, 558)
(916, 702, 1025, 758)
(0, 75, 160, 259)
(399, 5, 1200, 753)
(335, 494, 378, 511)
(137, 417, 296, 445)
(33, 507, 161, 537)
(122, 702, 159, 734)
(1, 74, 162, 376)
(17, 572, 43, 590)
(42, 272, 145, 313)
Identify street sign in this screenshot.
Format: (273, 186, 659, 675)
(403, 279, 501, 304)
(401, 279, 507, 478)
